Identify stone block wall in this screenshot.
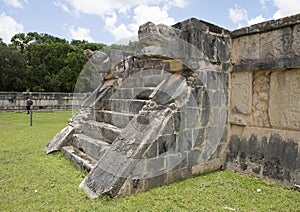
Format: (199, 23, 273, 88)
(227, 14, 300, 188)
(47, 19, 232, 198)
(45, 14, 300, 198)
(0, 92, 87, 111)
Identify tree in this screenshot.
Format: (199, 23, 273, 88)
(1, 32, 110, 92)
(24, 41, 78, 92)
(0, 43, 26, 91)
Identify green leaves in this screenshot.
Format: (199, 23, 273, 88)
(0, 44, 26, 91)
(0, 32, 139, 92)
(0, 32, 106, 92)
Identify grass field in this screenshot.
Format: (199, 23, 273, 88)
(0, 111, 299, 211)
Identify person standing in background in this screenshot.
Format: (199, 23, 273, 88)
(26, 97, 32, 114)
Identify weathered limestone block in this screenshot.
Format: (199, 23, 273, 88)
(165, 60, 183, 72)
(269, 69, 300, 130)
(231, 34, 259, 64)
(80, 108, 172, 198)
(191, 158, 223, 175)
(46, 17, 232, 199)
(138, 19, 231, 72)
(231, 14, 300, 72)
(149, 73, 188, 107)
(226, 127, 300, 188)
(292, 24, 300, 55)
(44, 125, 74, 153)
(173, 18, 230, 66)
(252, 71, 270, 128)
(138, 22, 181, 46)
(229, 71, 252, 126)
(138, 22, 184, 59)
(231, 72, 252, 114)
(228, 14, 300, 190)
(260, 27, 293, 59)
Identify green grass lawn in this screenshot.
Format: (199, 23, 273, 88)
(0, 111, 299, 211)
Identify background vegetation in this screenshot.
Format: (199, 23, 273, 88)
(0, 111, 299, 211)
(0, 34, 138, 92)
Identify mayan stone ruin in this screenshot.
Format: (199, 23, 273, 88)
(45, 14, 300, 198)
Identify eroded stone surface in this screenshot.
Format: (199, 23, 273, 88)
(228, 14, 300, 189)
(45, 125, 74, 153)
(252, 71, 270, 128)
(269, 69, 300, 130)
(232, 14, 300, 72)
(226, 127, 300, 186)
(231, 34, 259, 64)
(46, 14, 300, 198)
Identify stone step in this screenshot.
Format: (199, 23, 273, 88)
(82, 120, 121, 143)
(62, 145, 97, 172)
(102, 99, 147, 114)
(121, 74, 169, 88)
(72, 134, 111, 161)
(96, 110, 135, 129)
(112, 87, 156, 100)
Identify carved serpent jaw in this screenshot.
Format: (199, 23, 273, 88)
(138, 22, 180, 47)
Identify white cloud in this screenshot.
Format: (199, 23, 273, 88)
(229, 4, 269, 28)
(104, 12, 136, 41)
(104, 5, 177, 41)
(53, 0, 71, 13)
(163, 0, 188, 9)
(56, 0, 188, 42)
(229, 4, 248, 27)
(68, 26, 94, 42)
(272, 0, 300, 19)
(109, 24, 137, 41)
(172, 0, 188, 8)
(0, 13, 24, 43)
(58, 0, 188, 16)
(258, 0, 299, 20)
(133, 5, 175, 26)
(231, 0, 299, 28)
(104, 13, 117, 32)
(3, 0, 28, 8)
(248, 15, 266, 25)
(259, 0, 272, 10)
(103, 12, 135, 41)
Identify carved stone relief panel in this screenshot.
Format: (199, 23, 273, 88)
(259, 27, 292, 59)
(231, 34, 259, 64)
(292, 24, 300, 56)
(229, 72, 252, 126)
(269, 69, 300, 130)
(252, 71, 270, 128)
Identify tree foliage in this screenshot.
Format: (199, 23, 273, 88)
(0, 33, 107, 92)
(0, 40, 26, 91)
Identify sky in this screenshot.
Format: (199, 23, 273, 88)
(0, 0, 299, 44)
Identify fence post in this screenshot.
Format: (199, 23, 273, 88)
(30, 109, 33, 126)
(30, 93, 32, 126)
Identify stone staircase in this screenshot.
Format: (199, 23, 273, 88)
(57, 67, 171, 174)
(45, 20, 229, 198)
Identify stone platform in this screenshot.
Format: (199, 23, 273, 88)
(45, 13, 300, 198)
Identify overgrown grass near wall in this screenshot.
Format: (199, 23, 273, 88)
(0, 111, 299, 211)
